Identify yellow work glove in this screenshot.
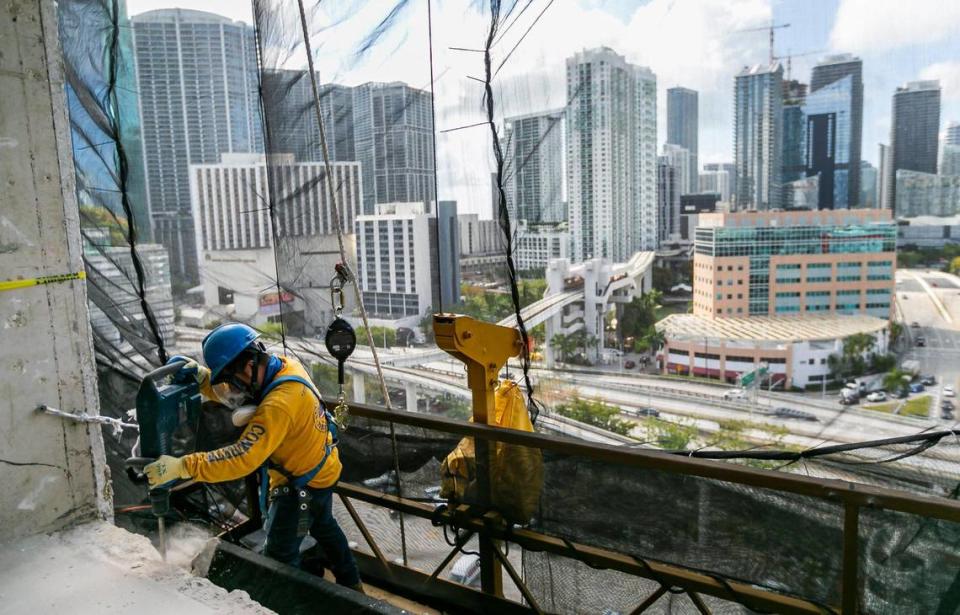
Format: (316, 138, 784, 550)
(144, 455, 191, 488)
(167, 355, 210, 388)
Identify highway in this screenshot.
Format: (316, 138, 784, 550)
(175, 320, 960, 479)
(895, 269, 960, 422)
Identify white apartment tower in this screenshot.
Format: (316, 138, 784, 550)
(566, 47, 657, 262)
(355, 203, 438, 319)
(189, 153, 362, 251)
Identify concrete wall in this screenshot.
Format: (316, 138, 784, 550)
(0, 0, 110, 541)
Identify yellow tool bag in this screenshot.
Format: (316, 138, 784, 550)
(440, 380, 544, 524)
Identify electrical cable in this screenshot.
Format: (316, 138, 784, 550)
(482, 0, 541, 424)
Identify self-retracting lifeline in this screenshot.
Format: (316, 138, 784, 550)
(325, 262, 357, 431)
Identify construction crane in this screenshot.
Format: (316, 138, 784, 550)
(775, 49, 826, 81)
(735, 21, 790, 64)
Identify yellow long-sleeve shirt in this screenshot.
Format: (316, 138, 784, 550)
(182, 356, 341, 489)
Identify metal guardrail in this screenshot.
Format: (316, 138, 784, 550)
(333, 400, 960, 614)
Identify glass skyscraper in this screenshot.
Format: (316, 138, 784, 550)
(132, 9, 262, 289)
(804, 75, 854, 209)
(503, 110, 564, 225)
(888, 80, 941, 214)
(667, 87, 699, 194)
(734, 63, 783, 211)
(352, 82, 435, 215)
(781, 80, 808, 188)
(260, 71, 355, 165)
(810, 55, 863, 209)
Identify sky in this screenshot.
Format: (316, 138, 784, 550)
(126, 0, 960, 216)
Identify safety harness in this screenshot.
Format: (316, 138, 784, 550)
(256, 374, 339, 536)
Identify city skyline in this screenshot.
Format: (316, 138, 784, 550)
(125, 0, 960, 219)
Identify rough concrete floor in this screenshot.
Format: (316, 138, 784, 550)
(0, 521, 272, 615)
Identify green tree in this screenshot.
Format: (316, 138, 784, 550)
(312, 363, 352, 399)
(419, 310, 436, 344)
(642, 327, 666, 353)
(555, 398, 633, 436)
(550, 333, 577, 362)
(949, 256, 960, 274)
(256, 322, 285, 340)
(356, 326, 396, 348)
(843, 332, 876, 359)
(652, 266, 676, 292)
(883, 368, 911, 394)
(889, 321, 903, 346)
(643, 417, 696, 450)
(620, 290, 662, 339)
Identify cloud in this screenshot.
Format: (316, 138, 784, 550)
(829, 0, 960, 54)
(920, 61, 960, 101)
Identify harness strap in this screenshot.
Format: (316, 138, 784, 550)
(258, 375, 338, 516)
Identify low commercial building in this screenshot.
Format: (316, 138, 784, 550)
(657, 313, 889, 388)
(897, 215, 960, 247)
(895, 170, 960, 218)
(200, 233, 355, 335)
(693, 209, 896, 320)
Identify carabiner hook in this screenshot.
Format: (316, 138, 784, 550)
(330, 275, 345, 317)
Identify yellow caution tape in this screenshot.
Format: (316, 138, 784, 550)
(0, 271, 87, 292)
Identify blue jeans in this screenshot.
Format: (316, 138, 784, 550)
(263, 485, 360, 587)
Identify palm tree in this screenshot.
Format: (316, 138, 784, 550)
(883, 368, 910, 394)
(644, 328, 666, 353)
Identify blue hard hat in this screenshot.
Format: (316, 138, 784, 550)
(202, 323, 261, 383)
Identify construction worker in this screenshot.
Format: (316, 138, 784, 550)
(144, 322, 361, 591)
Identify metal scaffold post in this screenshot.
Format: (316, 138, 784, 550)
(434, 314, 523, 598)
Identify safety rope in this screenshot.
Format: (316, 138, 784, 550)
(426, 0, 443, 314)
(249, 23, 290, 355)
(293, 0, 408, 566)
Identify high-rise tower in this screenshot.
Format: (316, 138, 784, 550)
(566, 47, 657, 261)
(132, 9, 262, 288)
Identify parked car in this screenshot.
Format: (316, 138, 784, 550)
(916, 337, 926, 347)
(894, 388, 910, 399)
(911, 321, 920, 328)
(624, 360, 636, 369)
(449, 554, 481, 588)
(921, 375, 936, 386)
(942, 409, 955, 421)
(723, 388, 747, 400)
(945, 385, 956, 398)
(866, 391, 887, 402)
(941, 400, 955, 411)
(909, 382, 925, 394)
(772, 407, 819, 421)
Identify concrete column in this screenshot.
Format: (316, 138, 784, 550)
(404, 381, 418, 412)
(0, 0, 110, 541)
(351, 371, 365, 404)
(544, 314, 558, 368)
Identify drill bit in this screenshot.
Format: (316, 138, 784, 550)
(157, 516, 167, 561)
